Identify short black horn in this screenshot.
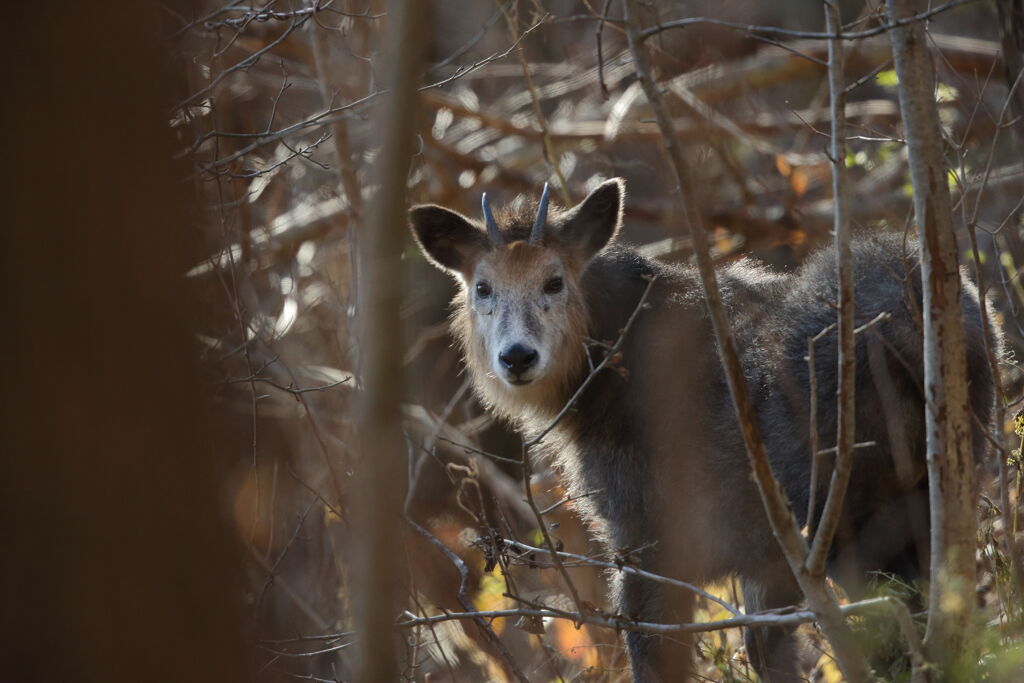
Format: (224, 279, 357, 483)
(528, 183, 550, 244)
(481, 192, 503, 247)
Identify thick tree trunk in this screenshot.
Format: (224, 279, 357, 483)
(885, 0, 977, 674)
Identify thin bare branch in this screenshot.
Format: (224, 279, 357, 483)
(807, 0, 858, 580)
(622, 2, 872, 679)
(639, 0, 977, 43)
(398, 594, 920, 638)
(502, 538, 742, 617)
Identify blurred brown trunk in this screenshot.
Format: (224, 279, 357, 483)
(352, 0, 428, 679)
(886, 0, 977, 675)
(0, 3, 251, 683)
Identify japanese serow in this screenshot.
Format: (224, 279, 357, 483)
(408, 179, 999, 681)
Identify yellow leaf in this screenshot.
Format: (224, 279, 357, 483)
(714, 227, 734, 255)
(790, 169, 809, 197)
(817, 654, 845, 683)
(775, 155, 792, 177)
(472, 568, 512, 635)
(552, 619, 601, 669)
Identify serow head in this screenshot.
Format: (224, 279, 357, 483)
(409, 179, 625, 396)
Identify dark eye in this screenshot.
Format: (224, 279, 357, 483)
(544, 277, 564, 295)
(475, 282, 492, 298)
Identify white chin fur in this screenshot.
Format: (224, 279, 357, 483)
(492, 366, 544, 387)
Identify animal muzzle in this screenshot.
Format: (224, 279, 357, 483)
(498, 343, 539, 383)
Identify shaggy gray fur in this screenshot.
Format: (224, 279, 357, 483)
(554, 234, 997, 681)
(411, 191, 1000, 680)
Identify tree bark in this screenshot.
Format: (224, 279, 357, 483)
(886, 0, 977, 673)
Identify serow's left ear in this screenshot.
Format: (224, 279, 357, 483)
(557, 178, 625, 261)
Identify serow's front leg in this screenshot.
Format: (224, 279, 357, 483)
(616, 571, 696, 682)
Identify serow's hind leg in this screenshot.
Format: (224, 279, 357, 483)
(831, 486, 929, 678)
(743, 573, 804, 683)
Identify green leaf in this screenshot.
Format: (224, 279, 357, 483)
(875, 69, 899, 88)
(936, 83, 959, 103)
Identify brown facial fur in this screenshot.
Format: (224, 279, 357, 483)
(452, 239, 589, 426)
(411, 179, 625, 429)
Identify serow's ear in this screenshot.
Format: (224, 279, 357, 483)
(409, 205, 490, 275)
(558, 178, 625, 261)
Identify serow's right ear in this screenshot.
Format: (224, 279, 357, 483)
(409, 205, 490, 275)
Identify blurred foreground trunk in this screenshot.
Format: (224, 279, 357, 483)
(352, 0, 428, 679)
(0, 4, 251, 682)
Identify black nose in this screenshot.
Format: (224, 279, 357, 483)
(498, 343, 539, 375)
